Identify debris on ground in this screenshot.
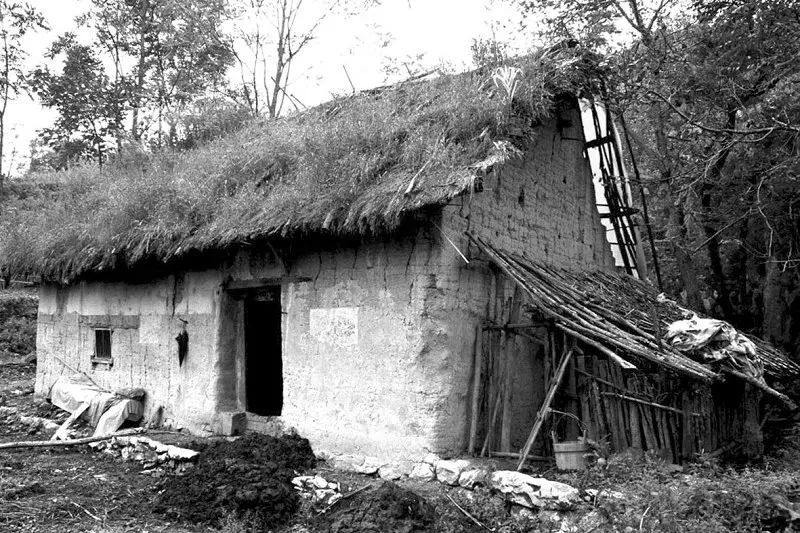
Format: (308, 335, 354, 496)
(154, 432, 316, 528)
(315, 481, 435, 533)
(490, 470, 580, 510)
(292, 474, 342, 506)
(92, 434, 200, 475)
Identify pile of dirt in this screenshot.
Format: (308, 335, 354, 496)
(317, 482, 435, 533)
(154, 432, 315, 528)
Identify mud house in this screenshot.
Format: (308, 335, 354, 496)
(12, 51, 798, 464)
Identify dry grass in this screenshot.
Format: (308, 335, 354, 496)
(1, 49, 596, 282)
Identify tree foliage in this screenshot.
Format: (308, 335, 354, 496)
(30, 34, 127, 168)
(0, 1, 45, 186)
(518, 0, 800, 355)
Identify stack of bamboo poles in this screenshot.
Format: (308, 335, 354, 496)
(467, 233, 798, 409)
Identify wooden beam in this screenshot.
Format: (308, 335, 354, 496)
(517, 347, 575, 470)
(225, 276, 311, 291)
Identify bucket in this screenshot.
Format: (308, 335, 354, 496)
(553, 440, 590, 470)
(550, 409, 589, 471)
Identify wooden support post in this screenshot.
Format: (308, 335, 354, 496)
(741, 383, 764, 459)
(501, 287, 522, 452)
(575, 355, 595, 440)
(516, 347, 575, 471)
(681, 390, 695, 462)
(468, 325, 483, 455)
(626, 378, 643, 450)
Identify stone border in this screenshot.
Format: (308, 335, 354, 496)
(316, 451, 582, 511)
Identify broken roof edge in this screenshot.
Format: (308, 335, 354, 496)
(468, 233, 800, 409)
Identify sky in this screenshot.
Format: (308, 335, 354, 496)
(4, 0, 532, 177)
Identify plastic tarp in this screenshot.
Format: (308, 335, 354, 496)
(664, 315, 764, 380)
(50, 375, 144, 436)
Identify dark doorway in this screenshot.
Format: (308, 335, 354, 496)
(244, 287, 283, 416)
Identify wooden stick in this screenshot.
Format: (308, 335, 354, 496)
(601, 392, 701, 416)
(575, 368, 627, 393)
(516, 347, 574, 470)
(721, 367, 797, 411)
(488, 451, 553, 461)
(480, 384, 503, 457)
(0, 428, 145, 450)
(446, 494, 491, 531)
(501, 287, 522, 452)
(51, 402, 89, 441)
(468, 326, 483, 455)
(553, 323, 637, 370)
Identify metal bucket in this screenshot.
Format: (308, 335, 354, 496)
(553, 440, 590, 470)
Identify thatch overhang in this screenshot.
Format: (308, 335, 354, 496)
(1, 49, 602, 284)
(469, 234, 800, 407)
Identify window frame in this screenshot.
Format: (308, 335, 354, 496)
(92, 328, 113, 365)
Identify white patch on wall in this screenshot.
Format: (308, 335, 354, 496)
(309, 307, 358, 347)
(139, 316, 161, 345)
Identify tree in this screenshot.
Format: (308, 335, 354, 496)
(0, 1, 45, 189)
(30, 35, 128, 168)
(223, 0, 375, 118)
(79, 0, 234, 145)
(515, 0, 800, 354)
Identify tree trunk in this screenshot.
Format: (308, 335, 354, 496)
(667, 201, 704, 310)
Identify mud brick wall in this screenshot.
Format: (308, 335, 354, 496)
(428, 107, 616, 454)
(34, 104, 616, 461)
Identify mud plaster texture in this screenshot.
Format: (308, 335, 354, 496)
(34, 109, 615, 462)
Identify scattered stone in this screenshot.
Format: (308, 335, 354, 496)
(436, 459, 471, 486)
(354, 457, 383, 475)
(292, 474, 342, 506)
(458, 468, 489, 489)
(378, 464, 402, 480)
(490, 470, 580, 510)
(409, 462, 435, 481)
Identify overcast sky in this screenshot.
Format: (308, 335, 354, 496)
(5, 0, 531, 177)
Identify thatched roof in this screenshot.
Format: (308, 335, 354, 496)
(0, 49, 599, 283)
(471, 234, 800, 406)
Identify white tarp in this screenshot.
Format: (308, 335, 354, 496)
(50, 375, 144, 436)
(664, 315, 763, 380)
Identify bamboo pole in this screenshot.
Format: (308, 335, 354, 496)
(516, 347, 574, 471)
(468, 325, 484, 455)
(0, 428, 145, 450)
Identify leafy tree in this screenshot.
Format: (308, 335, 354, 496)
(0, 1, 45, 189)
(515, 0, 800, 354)
(30, 35, 128, 168)
(79, 0, 234, 145)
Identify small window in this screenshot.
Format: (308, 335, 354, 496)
(93, 329, 112, 363)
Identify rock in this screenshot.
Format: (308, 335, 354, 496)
(490, 471, 580, 510)
(409, 462, 436, 481)
(378, 465, 402, 481)
(353, 457, 383, 475)
(458, 468, 489, 489)
(422, 453, 441, 466)
(436, 459, 471, 486)
(312, 475, 329, 489)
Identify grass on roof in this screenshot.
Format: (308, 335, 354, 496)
(0, 49, 597, 282)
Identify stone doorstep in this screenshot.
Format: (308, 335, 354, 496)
(317, 450, 582, 511)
